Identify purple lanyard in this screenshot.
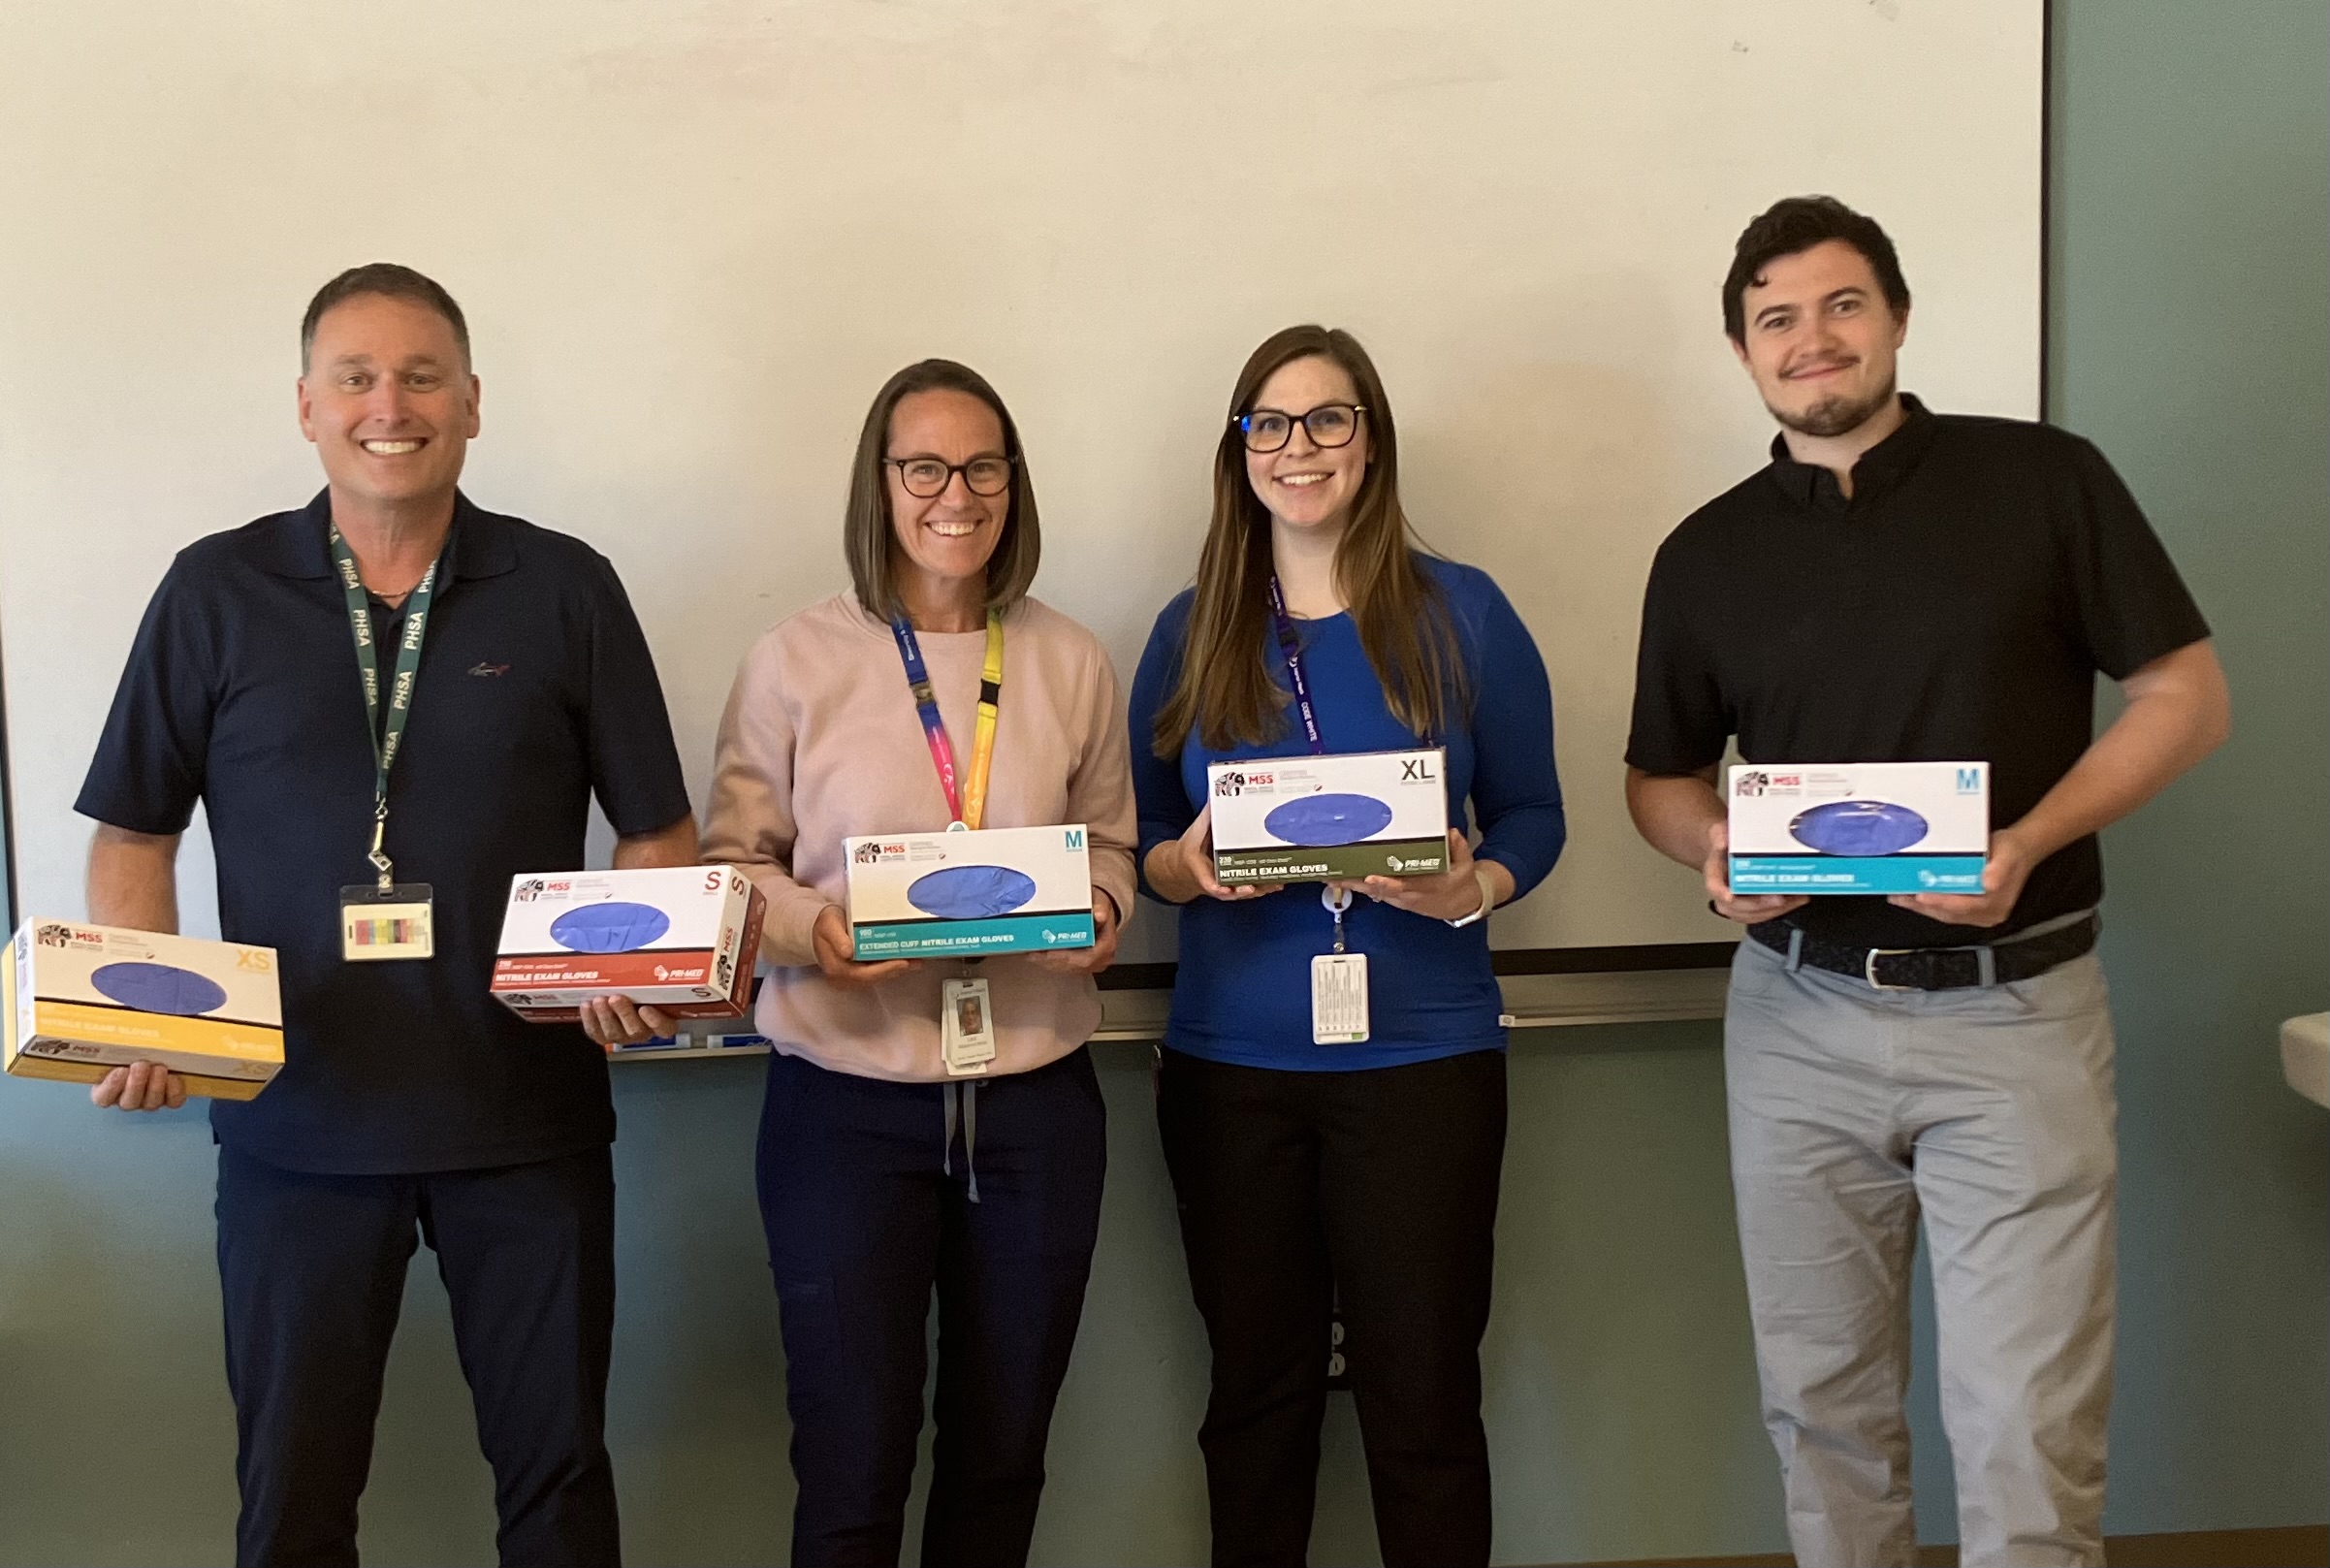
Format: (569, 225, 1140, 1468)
(1266, 574, 1326, 755)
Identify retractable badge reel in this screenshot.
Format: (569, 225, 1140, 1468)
(1311, 886, 1369, 1044)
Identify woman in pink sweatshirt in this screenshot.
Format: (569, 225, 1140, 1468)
(700, 359, 1137, 1568)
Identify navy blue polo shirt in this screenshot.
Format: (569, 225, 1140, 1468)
(77, 491, 693, 1174)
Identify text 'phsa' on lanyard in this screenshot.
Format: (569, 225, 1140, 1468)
(331, 526, 444, 962)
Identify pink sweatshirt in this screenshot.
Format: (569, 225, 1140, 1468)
(701, 592, 1137, 1081)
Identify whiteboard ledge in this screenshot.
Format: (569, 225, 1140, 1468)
(609, 946, 1736, 1059)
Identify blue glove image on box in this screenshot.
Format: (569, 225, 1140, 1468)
(550, 902, 674, 954)
(89, 961, 230, 1017)
(1787, 799, 1931, 857)
(1262, 792, 1397, 848)
(908, 865, 1038, 920)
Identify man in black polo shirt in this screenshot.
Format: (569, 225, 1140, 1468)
(79, 264, 696, 1567)
(1626, 199, 2229, 1568)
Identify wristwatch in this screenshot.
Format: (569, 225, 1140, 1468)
(1445, 865, 1498, 929)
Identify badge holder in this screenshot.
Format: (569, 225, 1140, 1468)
(1311, 886, 1369, 1044)
(942, 976, 995, 1076)
(340, 805, 434, 961)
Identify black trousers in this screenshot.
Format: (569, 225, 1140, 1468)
(214, 1144, 620, 1568)
(1157, 1046, 1508, 1568)
(758, 1046, 1107, 1568)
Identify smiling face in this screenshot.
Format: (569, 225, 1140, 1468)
(885, 388, 1009, 603)
(1243, 354, 1370, 538)
(1732, 239, 1909, 439)
(298, 293, 478, 512)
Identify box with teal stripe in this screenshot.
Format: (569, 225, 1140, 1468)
(1727, 761, 1989, 896)
(844, 824, 1096, 959)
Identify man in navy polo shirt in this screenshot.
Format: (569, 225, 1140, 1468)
(79, 263, 696, 1567)
(1627, 199, 2230, 1567)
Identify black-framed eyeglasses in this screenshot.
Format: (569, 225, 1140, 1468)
(1232, 403, 1367, 454)
(887, 455, 1014, 498)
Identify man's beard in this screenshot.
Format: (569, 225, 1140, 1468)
(1771, 374, 1898, 439)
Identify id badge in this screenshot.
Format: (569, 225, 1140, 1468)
(942, 976, 996, 1076)
(1311, 953, 1369, 1043)
(340, 883, 435, 962)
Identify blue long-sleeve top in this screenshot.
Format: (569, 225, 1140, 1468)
(1128, 555, 1565, 1072)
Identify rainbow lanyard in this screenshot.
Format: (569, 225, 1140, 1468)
(889, 608, 1005, 830)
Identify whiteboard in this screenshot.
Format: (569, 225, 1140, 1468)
(0, 0, 2042, 962)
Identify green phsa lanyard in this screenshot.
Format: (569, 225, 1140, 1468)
(329, 525, 442, 892)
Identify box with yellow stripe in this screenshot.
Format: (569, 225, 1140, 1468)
(6, 919, 283, 1101)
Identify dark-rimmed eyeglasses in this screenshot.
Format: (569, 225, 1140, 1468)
(887, 456, 1014, 498)
(1232, 403, 1367, 454)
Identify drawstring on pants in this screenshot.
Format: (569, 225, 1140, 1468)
(941, 1079, 981, 1203)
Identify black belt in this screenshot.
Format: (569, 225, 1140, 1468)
(1746, 912, 2099, 991)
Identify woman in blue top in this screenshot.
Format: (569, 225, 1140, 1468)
(1129, 324, 1565, 1567)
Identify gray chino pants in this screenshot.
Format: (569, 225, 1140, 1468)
(1724, 925, 2117, 1568)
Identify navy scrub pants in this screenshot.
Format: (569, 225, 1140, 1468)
(214, 1143, 621, 1568)
(757, 1045, 1107, 1568)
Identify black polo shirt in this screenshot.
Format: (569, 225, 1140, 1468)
(77, 491, 693, 1173)
(1627, 396, 2209, 949)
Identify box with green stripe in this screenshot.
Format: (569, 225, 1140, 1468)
(1215, 837, 1450, 885)
(1207, 747, 1450, 886)
(843, 823, 1095, 958)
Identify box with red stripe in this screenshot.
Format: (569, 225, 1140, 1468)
(491, 866, 766, 1022)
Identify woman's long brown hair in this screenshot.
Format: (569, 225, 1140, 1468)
(1151, 325, 1464, 756)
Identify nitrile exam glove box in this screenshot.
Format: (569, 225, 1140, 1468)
(6, 918, 284, 1100)
(492, 865, 765, 1021)
(1207, 748, 1451, 884)
(1727, 761, 1990, 896)
(844, 824, 1095, 959)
